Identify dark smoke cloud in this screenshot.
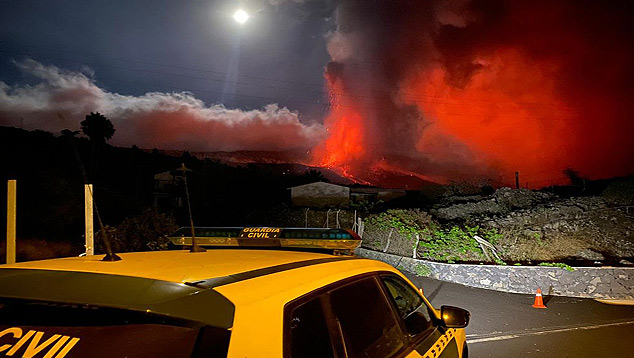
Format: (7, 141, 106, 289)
(317, 0, 634, 185)
(319, 0, 487, 180)
(0, 59, 324, 151)
(434, 0, 634, 179)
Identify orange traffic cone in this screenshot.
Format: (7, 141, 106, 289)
(532, 288, 547, 309)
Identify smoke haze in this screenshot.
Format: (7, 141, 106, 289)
(0, 59, 324, 152)
(314, 0, 634, 186)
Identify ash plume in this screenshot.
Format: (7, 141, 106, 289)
(315, 0, 634, 186)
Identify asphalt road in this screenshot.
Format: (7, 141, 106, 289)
(401, 271, 634, 357)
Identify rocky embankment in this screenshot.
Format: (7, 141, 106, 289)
(362, 180, 634, 265)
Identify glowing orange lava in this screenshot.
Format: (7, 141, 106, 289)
(318, 112, 365, 168)
(312, 74, 370, 184)
(316, 109, 371, 185)
(371, 160, 437, 183)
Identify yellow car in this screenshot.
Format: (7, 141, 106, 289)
(0, 227, 469, 358)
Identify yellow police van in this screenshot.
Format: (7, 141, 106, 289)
(0, 227, 469, 358)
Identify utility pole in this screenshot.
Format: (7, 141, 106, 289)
(6, 180, 16, 264)
(178, 163, 205, 253)
(515, 172, 520, 189)
(84, 184, 94, 255)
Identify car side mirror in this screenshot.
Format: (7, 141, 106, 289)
(440, 306, 470, 328)
(404, 311, 429, 335)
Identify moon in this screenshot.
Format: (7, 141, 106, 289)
(233, 9, 249, 24)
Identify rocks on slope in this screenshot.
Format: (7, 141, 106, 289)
(363, 185, 634, 264)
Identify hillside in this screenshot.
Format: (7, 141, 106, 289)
(362, 184, 634, 266)
(0, 126, 335, 261)
(2, 126, 633, 266)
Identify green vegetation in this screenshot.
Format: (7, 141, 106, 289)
(366, 210, 504, 263)
(538, 262, 575, 271)
(532, 231, 545, 246)
(484, 228, 504, 245)
(418, 226, 483, 263)
(368, 209, 432, 239)
(414, 264, 431, 277)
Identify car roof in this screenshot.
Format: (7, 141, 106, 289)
(0, 249, 399, 327)
(0, 249, 344, 283)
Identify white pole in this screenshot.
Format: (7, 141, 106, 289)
(84, 184, 94, 255)
(413, 234, 420, 259)
(6, 180, 16, 264)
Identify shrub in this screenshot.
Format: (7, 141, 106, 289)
(97, 209, 178, 253)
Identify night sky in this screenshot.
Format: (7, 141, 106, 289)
(0, 0, 333, 150)
(0, 0, 333, 111)
(1, 0, 633, 187)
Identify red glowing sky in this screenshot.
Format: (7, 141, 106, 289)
(1, 0, 633, 189)
(312, 0, 634, 188)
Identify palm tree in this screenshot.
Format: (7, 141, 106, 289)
(81, 112, 115, 180)
(302, 169, 328, 183)
(81, 112, 115, 143)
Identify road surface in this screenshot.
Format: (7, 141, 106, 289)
(401, 271, 634, 357)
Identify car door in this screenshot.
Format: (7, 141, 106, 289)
(284, 273, 460, 358)
(284, 293, 338, 358)
(326, 275, 408, 358)
(284, 273, 408, 358)
(378, 274, 461, 358)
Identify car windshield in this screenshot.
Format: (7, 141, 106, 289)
(0, 299, 230, 358)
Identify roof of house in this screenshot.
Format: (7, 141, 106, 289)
(289, 181, 349, 190)
(153, 170, 176, 180)
(350, 187, 406, 193)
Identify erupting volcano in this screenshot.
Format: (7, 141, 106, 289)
(312, 0, 634, 188)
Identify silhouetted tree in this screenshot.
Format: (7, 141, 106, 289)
(302, 169, 328, 183)
(81, 112, 115, 180)
(60, 129, 80, 138)
(81, 112, 115, 143)
(180, 151, 193, 162)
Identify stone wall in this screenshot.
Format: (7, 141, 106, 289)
(357, 248, 634, 300)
